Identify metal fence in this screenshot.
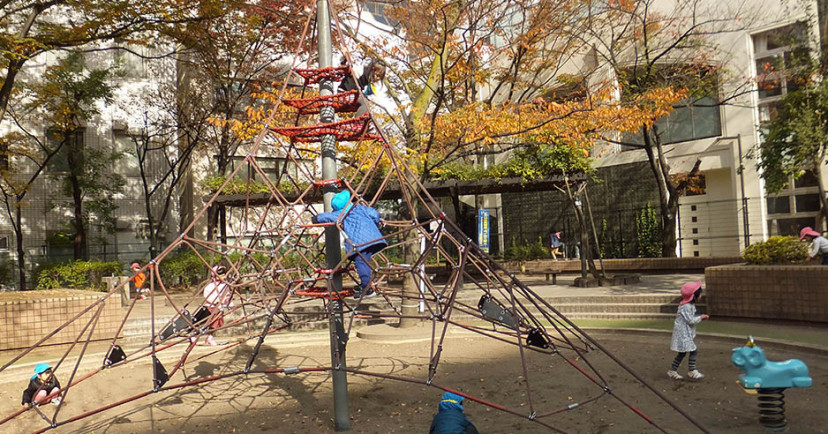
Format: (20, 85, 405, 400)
(503, 196, 766, 259)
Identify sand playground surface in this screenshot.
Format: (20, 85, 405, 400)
(1, 331, 827, 434)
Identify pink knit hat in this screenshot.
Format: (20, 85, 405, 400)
(130, 262, 140, 269)
(680, 281, 703, 305)
(799, 227, 820, 240)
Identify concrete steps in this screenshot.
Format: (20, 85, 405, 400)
(357, 293, 696, 322)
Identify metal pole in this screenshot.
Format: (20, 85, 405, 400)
(676, 203, 682, 257)
(317, 0, 350, 430)
(737, 134, 750, 248)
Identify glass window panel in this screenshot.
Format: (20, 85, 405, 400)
(784, 46, 811, 70)
(785, 76, 802, 93)
(756, 55, 783, 74)
(794, 171, 819, 188)
(795, 194, 821, 212)
(773, 217, 818, 236)
(621, 131, 644, 150)
(665, 106, 693, 143)
(766, 196, 791, 214)
(692, 97, 722, 138)
(762, 22, 808, 50)
(758, 101, 782, 123)
(46, 129, 83, 173)
(758, 77, 782, 98)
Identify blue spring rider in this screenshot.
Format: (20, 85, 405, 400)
(731, 336, 812, 432)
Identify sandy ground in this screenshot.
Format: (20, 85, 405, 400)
(1, 331, 827, 434)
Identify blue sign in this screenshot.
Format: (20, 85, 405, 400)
(478, 209, 490, 253)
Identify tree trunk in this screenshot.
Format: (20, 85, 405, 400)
(399, 181, 422, 329)
(571, 196, 598, 278)
(67, 145, 86, 260)
(15, 204, 26, 290)
(399, 239, 420, 328)
(641, 126, 678, 257)
(560, 181, 598, 279)
(0, 57, 26, 125)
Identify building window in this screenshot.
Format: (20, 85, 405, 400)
(113, 42, 148, 80)
(46, 128, 84, 173)
(621, 67, 722, 148)
(766, 169, 823, 235)
(753, 22, 809, 124)
(225, 156, 311, 184)
(364, 1, 401, 29)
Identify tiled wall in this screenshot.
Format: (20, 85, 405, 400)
(0, 292, 123, 350)
(521, 257, 743, 272)
(706, 265, 828, 322)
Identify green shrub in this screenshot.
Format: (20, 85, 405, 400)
(529, 237, 548, 259)
(742, 236, 809, 264)
(600, 219, 625, 258)
(504, 237, 547, 262)
(202, 175, 272, 194)
(36, 260, 122, 291)
(636, 203, 661, 258)
(158, 248, 211, 288)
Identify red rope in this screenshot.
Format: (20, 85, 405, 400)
(270, 112, 380, 143)
(293, 65, 351, 84)
(313, 178, 345, 188)
(295, 286, 355, 299)
(282, 89, 360, 115)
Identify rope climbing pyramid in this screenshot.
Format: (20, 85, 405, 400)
(0, 2, 710, 433)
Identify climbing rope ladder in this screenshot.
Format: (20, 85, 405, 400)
(0, 1, 711, 433)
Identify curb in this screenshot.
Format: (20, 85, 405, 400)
(583, 327, 828, 357)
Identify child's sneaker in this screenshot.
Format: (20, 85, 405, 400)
(50, 398, 61, 406)
(687, 370, 704, 380)
(667, 370, 683, 380)
(362, 288, 377, 299)
(353, 289, 363, 300)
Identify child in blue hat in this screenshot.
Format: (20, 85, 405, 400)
(314, 190, 387, 299)
(430, 391, 479, 434)
(21, 363, 61, 407)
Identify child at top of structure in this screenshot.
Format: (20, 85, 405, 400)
(130, 262, 150, 300)
(199, 265, 233, 346)
(429, 391, 480, 434)
(313, 190, 387, 299)
(667, 281, 710, 381)
(21, 363, 61, 407)
(338, 57, 386, 96)
(338, 57, 388, 117)
(800, 226, 828, 265)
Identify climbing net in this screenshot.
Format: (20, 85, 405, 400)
(0, 2, 709, 433)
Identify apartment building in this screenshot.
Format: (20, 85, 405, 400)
(497, 0, 827, 257)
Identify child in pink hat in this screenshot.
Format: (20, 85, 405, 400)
(667, 281, 710, 380)
(799, 227, 828, 265)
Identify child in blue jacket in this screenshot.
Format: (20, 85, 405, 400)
(314, 190, 387, 299)
(430, 391, 479, 434)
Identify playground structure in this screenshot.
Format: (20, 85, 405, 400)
(0, 1, 715, 433)
(732, 337, 813, 432)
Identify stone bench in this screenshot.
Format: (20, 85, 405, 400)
(524, 269, 562, 284)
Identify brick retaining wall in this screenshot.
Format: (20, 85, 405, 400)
(0, 290, 123, 350)
(706, 264, 828, 322)
(520, 257, 742, 273)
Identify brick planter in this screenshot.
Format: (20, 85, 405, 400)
(705, 264, 828, 322)
(0, 290, 124, 350)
